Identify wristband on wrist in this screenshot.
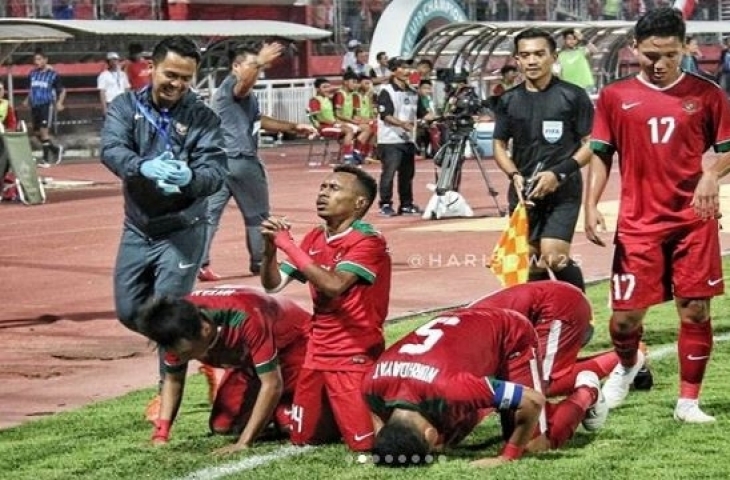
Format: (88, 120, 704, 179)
(282, 244, 315, 271)
(275, 232, 315, 271)
(507, 171, 520, 181)
(152, 419, 171, 441)
(501, 442, 524, 460)
(548, 158, 581, 182)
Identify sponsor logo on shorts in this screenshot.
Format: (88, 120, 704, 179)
(354, 431, 374, 442)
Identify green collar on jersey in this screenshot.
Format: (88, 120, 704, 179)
(201, 308, 248, 328)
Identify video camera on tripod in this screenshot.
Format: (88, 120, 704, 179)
(430, 68, 505, 216)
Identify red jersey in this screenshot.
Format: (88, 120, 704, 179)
(362, 308, 536, 446)
(163, 287, 309, 392)
(281, 220, 391, 371)
(126, 59, 151, 91)
(591, 73, 730, 235)
(468, 281, 591, 329)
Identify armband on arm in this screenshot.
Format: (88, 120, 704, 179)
(489, 378, 524, 410)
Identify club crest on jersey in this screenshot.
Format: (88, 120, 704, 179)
(174, 121, 189, 136)
(542, 121, 563, 144)
(682, 99, 699, 114)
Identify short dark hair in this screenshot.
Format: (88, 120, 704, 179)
(151, 36, 201, 65)
(129, 42, 144, 56)
(314, 77, 330, 89)
(333, 164, 377, 214)
(135, 296, 203, 349)
(417, 59, 433, 69)
(372, 419, 431, 468)
(33, 48, 46, 58)
(514, 28, 557, 53)
(419, 79, 432, 87)
(561, 29, 576, 39)
(634, 7, 685, 44)
(228, 40, 261, 64)
(343, 70, 359, 81)
(376, 51, 388, 61)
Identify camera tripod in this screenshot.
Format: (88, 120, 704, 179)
(432, 125, 506, 217)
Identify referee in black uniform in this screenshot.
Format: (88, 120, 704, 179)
(23, 48, 65, 165)
(492, 28, 595, 292)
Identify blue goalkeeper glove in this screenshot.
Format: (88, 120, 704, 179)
(164, 160, 193, 187)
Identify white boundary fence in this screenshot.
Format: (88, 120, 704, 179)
(198, 78, 318, 126)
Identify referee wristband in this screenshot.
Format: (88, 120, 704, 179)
(548, 158, 581, 182)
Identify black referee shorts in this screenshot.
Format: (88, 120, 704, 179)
(31, 104, 52, 130)
(509, 196, 582, 244)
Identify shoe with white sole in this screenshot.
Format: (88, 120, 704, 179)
(576, 371, 609, 432)
(602, 350, 645, 409)
(674, 399, 716, 424)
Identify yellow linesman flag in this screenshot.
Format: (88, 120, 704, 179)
(489, 203, 530, 287)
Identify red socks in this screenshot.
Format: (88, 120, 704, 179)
(609, 316, 643, 367)
(546, 386, 597, 449)
(678, 320, 713, 399)
(547, 351, 620, 397)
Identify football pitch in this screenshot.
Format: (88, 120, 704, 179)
(3, 265, 730, 480)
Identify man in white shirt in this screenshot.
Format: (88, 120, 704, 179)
(341, 39, 360, 74)
(98, 52, 130, 115)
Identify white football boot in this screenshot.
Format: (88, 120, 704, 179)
(601, 350, 645, 409)
(576, 370, 609, 432)
(674, 399, 716, 424)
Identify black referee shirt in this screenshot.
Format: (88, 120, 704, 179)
(493, 77, 593, 184)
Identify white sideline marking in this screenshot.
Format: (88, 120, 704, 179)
(179, 332, 730, 479)
(177, 445, 315, 480)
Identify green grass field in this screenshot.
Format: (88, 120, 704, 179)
(3, 264, 730, 480)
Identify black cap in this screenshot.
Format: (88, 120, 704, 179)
(387, 56, 413, 71)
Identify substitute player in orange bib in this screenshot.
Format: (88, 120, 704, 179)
(135, 286, 309, 454)
(586, 7, 730, 422)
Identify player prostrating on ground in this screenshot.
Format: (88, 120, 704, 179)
(585, 8, 730, 422)
(135, 286, 309, 454)
(362, 307, 609, 468)
(260, 165, 390, 452)
(468, 280, 632, 397)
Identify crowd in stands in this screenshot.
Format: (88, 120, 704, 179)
(0, 0, 156, 20)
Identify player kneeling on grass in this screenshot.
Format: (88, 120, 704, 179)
(135, 286, 309, 454)
(468, 280, 654, 396)
(362, 307, 609, 468)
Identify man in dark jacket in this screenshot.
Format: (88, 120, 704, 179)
(100, 36, 226, 417)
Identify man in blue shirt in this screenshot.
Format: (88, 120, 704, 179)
(23, 49, 66, 165)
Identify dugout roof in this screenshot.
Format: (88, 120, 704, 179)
(0, 18, 331, 42)
(411, 20, 730, 98)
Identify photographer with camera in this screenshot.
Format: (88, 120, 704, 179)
(376, 57, 420, 217)
(492, 28, 595, 292)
